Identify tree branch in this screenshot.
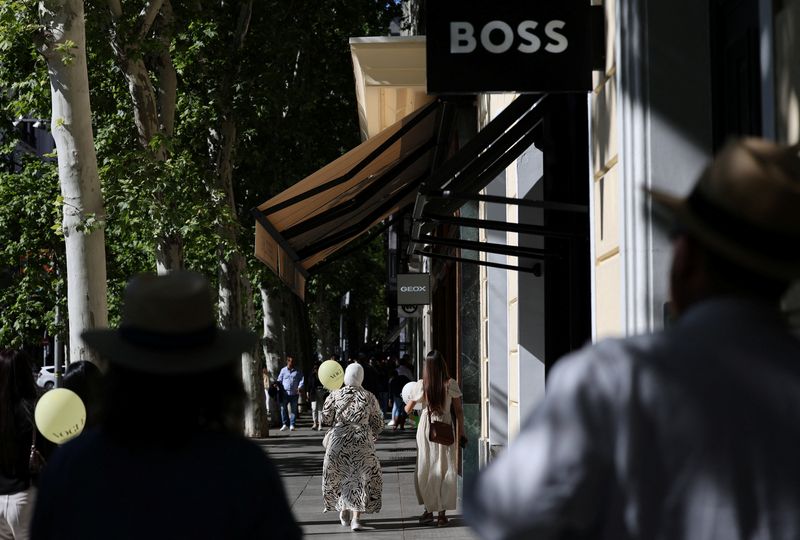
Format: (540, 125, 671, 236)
(232, 0, 254, 51)
(106, 0, 122, 19)
(135, 0, 164, 40)
(155, 0, 177, 137)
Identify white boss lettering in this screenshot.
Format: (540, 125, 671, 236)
(516, 21, 541, 53)
(448, 19, 569, 55)
(450, 22, 477, 53)
(480, 21, 514, 54)
(544, 20, 568, 53)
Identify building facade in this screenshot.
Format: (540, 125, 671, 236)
(255, 0, 799, 492)
(477, 0, 800, 465)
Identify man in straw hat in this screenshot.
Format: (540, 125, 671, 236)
(31, 271, 301, 540)
(465, 138, 800, 539)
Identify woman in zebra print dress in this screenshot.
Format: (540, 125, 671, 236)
(321, 362, 384, 531)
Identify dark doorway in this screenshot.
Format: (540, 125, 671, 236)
(710, 0, 763, 151)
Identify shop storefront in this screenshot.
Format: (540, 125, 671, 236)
(253, 0, 800, 490)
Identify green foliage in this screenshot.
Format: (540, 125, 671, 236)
(0, 0, 399, 354)
(307, 234, 388, 358)
(0, 155, 64, 347)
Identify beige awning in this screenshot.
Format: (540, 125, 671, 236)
(349, 36, 434, 140)
(253, 101, 445, 299)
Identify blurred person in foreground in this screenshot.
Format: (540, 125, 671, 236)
(31, 271, 301, 540)
(466, 138, 800, 540)
(0, 350, 52, 540)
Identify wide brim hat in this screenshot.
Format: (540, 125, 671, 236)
(648, 138, 800, 281)
(82, 271, 256, 374)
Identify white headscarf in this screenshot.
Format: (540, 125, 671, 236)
(344, 362, 364, 387)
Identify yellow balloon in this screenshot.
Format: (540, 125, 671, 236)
(318, 360, 344, 391)
(35, 388, 86, 444)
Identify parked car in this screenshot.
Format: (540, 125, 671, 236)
(37, 365, 56, 389)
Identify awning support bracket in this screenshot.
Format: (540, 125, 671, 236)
(414, 249, 543, 276)
(420, 213, 587, 239)
(423, 190, 589, 213)
(413, 235, 560, 260)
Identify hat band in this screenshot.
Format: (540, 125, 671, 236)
(119, 325, 217, 350)
(686, 190, 800, 262)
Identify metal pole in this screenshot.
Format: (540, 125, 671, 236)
(54, 302, 64, 388)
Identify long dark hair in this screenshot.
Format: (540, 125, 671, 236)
(423, 350, 450, 414)
(63, 361, 104, 429)
(0, 349, 37, 472)
(102, 362, 246, 446)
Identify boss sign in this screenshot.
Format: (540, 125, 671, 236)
(426, 0, 603, 94)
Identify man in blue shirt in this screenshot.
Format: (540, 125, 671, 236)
(276, 354, 304, 431)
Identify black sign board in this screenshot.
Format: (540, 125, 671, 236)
(426, 0, 603, 94)
(397, 273, 431, 305)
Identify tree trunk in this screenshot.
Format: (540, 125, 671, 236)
(242, 276, 268, 436)
(39, 0, 109, 364)
(260, 284, 281, 376)
(107, 0, 182, 273)
(155, 235, 184, 275)
(260, 284, 281, 428)
(211, 0, 266, 435)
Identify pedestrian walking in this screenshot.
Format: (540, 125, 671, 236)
(30, 271, 301, 540)
(356, 353, 380, 400)
(404, 350, 466, 528)
(276, 354, 304, 431)
(0, 350, 52, 540)
(465, 138, 800, 539)
(388, 361, 411, 430)
(321, 362, 383, 532)
(397, 354, 414, 380)
(307, 361, 327, 430)
(373, 356, 391, 418)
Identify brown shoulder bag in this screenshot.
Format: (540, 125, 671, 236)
(427, 405, 454, 446)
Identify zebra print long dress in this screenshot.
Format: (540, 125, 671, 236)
(321, 385, 384, 513)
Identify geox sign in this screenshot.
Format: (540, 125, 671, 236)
(397, 273, 431, 305)
(426, 0, 604, 93)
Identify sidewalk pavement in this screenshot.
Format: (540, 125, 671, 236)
(255, 413, 478, 539)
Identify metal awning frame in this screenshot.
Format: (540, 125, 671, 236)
(408, 93, 549, 256)
(419, 213, 587, 240)
(412, 235, 561, 261)
(413, 249, 543, 276)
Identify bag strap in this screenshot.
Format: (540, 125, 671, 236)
(30, 415, 37, 449)
(425, 379, 451, 418)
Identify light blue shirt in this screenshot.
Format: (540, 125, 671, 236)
(467, 297, 800, 540)
(277, 366, 304, 396)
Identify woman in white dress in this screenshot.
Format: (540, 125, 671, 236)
(321, 363, 383, 531)
(404, 350, 466, 527)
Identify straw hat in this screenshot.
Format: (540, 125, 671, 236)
(82, 271, 256, 374)
(649, 138, 800, 281)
